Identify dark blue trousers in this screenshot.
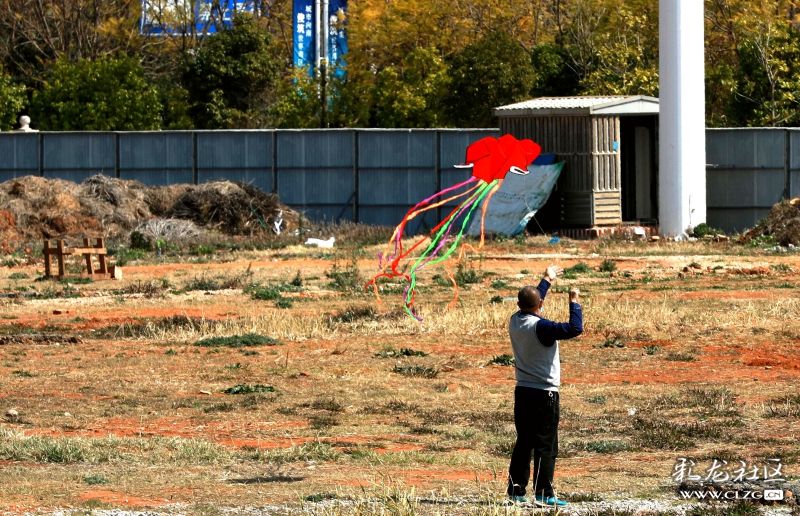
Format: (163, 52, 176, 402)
(507, 386, 560, 497)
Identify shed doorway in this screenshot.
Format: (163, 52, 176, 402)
(620, 115, 658, 224)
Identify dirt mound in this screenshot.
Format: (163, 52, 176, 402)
(742, 197, 800, 246)
(0, 175, 299, 246)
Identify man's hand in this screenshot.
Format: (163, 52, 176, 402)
(544, 265, 563, 282)
(569, 287, 580, 304)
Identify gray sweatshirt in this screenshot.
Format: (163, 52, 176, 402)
(509, 312, 561, 391)
(508, 280, 584, 391)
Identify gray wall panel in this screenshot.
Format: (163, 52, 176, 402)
(0, 134, 38, 176)
(42, 133, 115, 176)
(121, 170, 195, 185)
(708, 208, 772, 234)
(439, 130, 500, 167)
(197, 131, 272, 191)
(119, 133, 192, 173)
(359, 206, 438, 233)
(359, 131, 435, 168)
(358, 169, 436, 205)
(276, 131, 353, 167)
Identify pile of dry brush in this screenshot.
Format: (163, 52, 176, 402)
(0, 175, 299, 250)
(742, 197, 800, 246)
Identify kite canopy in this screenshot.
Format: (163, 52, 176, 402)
(370, 133, 542, 320)
(457, 135, 541, 182)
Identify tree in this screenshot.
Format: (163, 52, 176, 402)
(0, 66, 25, 130)
(530, 43, 580, 97)
(30, 57, 161, 130)
(0, 0, 144, 83)
(181, 14, 281, 128)
(371, 47, 450, 127)
(446, 31, 534, 127)
(579, 8, 658, 96)
(730, 21, 800, 126)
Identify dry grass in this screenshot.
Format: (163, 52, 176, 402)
(0, 237, 798, 512)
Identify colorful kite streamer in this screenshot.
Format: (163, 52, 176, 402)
(368, 134, 542, 320)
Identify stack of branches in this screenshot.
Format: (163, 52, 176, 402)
(742, 198, 800, 246)
(168, 181, 288, 235)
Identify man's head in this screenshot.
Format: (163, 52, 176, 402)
(518, 286, 543, 313)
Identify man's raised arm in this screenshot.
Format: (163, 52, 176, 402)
(535, 288, 583, 346)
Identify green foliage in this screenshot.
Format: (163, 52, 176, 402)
(373, 46, 450, 127)
(222, 384, 275, 395)
(446, 31, 534, 127)
(392, 365, 438, 378)
(83, 474, 108, 485)
(129, 231, 152, 251)
(454, 263, 482, 286)
(0, 67, 25, 130)
(331, 306, 376, 323)
(599, 259, 617, 273)
(194, 334, 279, 348)
(563, 262, 591, 278)
(275, 297, 293, 309)
(375, 347, 428, 358)
(530, 44, 580, 97)
(488, 354, 515, 366)
(31, 57, 161, 130)
(692, 223, 725, 238)
(580, 8, 659, 96)
(182, 14, 280, 128)
(248, 285, 281, 300)
(325, 259, 363, 292)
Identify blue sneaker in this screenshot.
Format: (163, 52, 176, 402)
(534, 495, 569, 507)
(508, 494, 529, 504)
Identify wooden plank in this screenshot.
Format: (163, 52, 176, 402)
(43, 240, 51, 277)
(83, 238, 93, 276)
(97, 238, 108, 274)
(57, 240, 65, 278)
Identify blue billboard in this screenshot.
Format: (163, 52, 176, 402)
(327, 0, 347, 78)
(293, 0, 347, 76)
(141, 0, 260, 36)
(293, 0, 315, 69)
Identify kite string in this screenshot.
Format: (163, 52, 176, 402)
(400, 182, 491, 319)
(383, 176, 477, 265)
(479, 179, 503, 248)
(379, 181, 481, 272)
(404, 181, 495, 314)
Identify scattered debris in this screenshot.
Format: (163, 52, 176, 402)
(729, 266, 771, 276)
(742, 197, 800, 246)
(0, 334, 81, 345)
(305, 236, 336, 248)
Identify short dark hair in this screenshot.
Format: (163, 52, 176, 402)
(518, 286, 542, 311)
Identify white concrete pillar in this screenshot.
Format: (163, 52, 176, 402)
(659, 0, 706, 238)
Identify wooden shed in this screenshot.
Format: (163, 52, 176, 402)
(494, 96, 660, 229)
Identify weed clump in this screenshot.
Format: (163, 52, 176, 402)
(195, 334, 279, 348)
(326, 258, 363, 292)
(599, 259, 617, 273)
(392, 365, 438, 378)
(488, 354, 515, 366)
(222, 384, 276, 395)
(375, 347, 428, 358)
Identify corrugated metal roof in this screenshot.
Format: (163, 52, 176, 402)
(495, 95, 659, 116)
